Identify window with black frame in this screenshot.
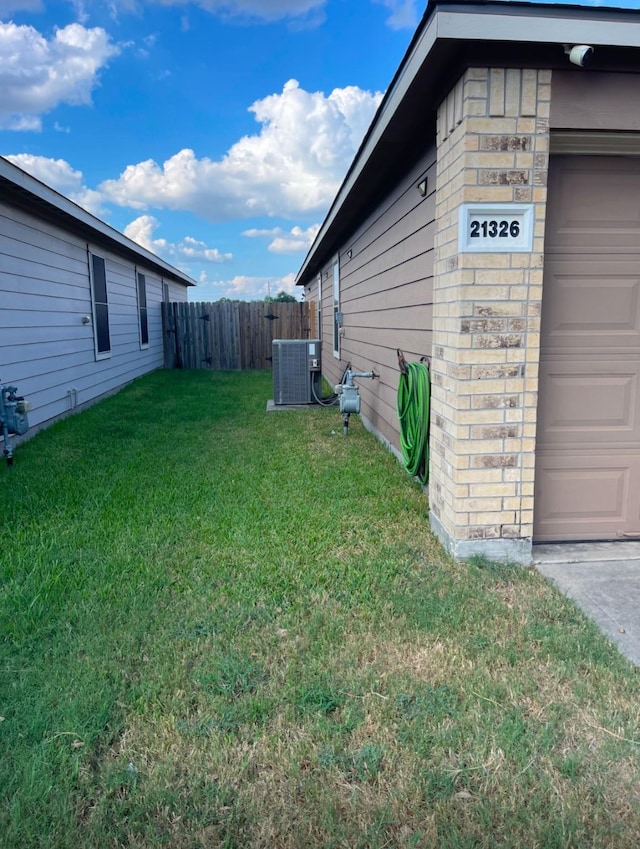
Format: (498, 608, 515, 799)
(137, 271, 149, 347)
(90, 253, 110, 357)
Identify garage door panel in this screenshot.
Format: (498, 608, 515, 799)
(534, 457, 638, 541)
(541, 262, 640, 350)
(545, 158, 640, 252)
(535, 155, 640, 541)
(537, 362, 639, 444)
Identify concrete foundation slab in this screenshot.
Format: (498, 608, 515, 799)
(533, 541, 640, 564)
(266, 399, 317, 412)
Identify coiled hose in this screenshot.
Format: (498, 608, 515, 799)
(397, 359, 431, 485)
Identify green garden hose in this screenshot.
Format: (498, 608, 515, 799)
(397, 359, 431, 485)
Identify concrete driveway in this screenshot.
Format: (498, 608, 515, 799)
(534, 542, 640, 667)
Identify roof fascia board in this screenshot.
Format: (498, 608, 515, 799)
(296, 2, 640, 286)
(437, 8, 640, 48)
(1, 157, 196, 286)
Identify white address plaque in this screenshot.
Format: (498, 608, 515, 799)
(459, 203, 534, 253)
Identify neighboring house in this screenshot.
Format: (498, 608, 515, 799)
(296, 0, 640, 563)
(0, 156, 195, 437)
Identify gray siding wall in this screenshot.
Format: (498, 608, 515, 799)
(310, 144, 436, 451)
(0, 201, 188, 432)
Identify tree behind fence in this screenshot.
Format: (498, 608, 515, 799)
(162, 300, 315, 370)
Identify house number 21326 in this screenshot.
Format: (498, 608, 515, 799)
(459, 203, 533, 253)
(470, 219, 520, 239)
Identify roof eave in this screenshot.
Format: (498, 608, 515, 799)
(296, 1, 640, 287)
(0, 156, 197, 287)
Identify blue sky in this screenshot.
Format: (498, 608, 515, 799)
(1, 0, 636, 301)
(0, 0, 420, 300)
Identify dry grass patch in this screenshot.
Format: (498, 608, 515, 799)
(363, 636, 475, 685)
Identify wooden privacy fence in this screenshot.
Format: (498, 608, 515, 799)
(162, 300, 315, 370)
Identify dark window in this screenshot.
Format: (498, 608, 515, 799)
(137, 272, 149, 346)
(91, 254, 110, 355)
(332, 261, 340, 357)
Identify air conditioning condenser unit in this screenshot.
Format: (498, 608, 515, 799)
(272, 339, 321, 405)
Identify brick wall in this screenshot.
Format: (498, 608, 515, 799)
(429, 68, 551, 563)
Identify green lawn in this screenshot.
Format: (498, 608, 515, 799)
(2, 369, 640, 848)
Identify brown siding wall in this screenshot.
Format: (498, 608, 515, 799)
(551, 71, 640, 131)
(310, 147, 437, 450)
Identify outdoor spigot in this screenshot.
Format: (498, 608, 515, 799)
(345, 369, 376, 384)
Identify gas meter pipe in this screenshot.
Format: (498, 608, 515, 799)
(397, 357, 430, 485)
(311, 363, 351, 407)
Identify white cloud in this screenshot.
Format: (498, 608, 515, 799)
(153, 0, 325, 23)
(193, 271, 299, 302)
(0, 22, 119, 131)
(374, 0, 418, 30)
(136, 30, 157, 57)
(243, 223, 320, 254)
(179, 235, 233, 262)
(123, 214, 166, 253)
(0, 0, 44, 14)
(124, 214, 233, 263)
(4, 153, 106, 215)
(242, 227, 282, 239)
(100, 79, 383, 220)
(3, 115, 41, 131)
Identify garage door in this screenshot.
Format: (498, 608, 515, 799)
(535, 155, 640, 542)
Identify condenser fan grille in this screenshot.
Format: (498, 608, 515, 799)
(272, 339, 321, 405)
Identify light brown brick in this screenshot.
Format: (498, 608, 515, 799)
(469, 482, 516, 498)
(504, 69, 522, 116)
(431, 64, 549, 549)
(521, 69, 538, 115)
(471, 454, 518, 468)
(489, 68, 505, 116)
(467, 117, 517, 134)
(470, 425, 519, 440)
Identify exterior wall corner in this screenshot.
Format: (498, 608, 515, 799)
(429, 66, 551, 557)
